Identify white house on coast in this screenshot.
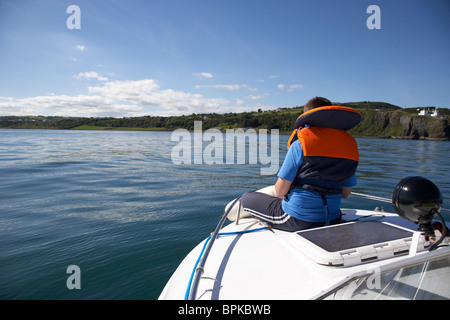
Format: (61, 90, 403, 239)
(417, 107, 440, 117)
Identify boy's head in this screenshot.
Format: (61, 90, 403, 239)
(304, 97, 331, 112)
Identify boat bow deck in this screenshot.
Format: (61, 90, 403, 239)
(159, 208, 450, 300)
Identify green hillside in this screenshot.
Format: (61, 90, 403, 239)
(1, 101, 449, 140)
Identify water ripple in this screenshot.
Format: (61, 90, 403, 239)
(1, 129, 449, 299)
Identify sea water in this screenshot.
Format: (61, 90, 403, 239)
(0, 129, 449, 299)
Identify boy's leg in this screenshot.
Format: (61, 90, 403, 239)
(241, 191, 330, 231)
(241, 191, 294, 231)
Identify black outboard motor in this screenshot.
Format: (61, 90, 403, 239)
(392, 176, 446, 251)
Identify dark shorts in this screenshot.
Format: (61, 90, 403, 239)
(240, 190, 341, 232)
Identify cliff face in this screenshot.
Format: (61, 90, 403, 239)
(348, 109, 450, 140)
(397, 115, 449, 140)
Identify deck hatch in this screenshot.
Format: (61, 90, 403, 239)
(298, 221, 412, 252)
(290, 221, 426, 266)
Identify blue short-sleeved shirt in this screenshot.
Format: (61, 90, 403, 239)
(277, 139, 357, 223)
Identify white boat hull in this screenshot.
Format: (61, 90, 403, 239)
(160, 189, 450, 300)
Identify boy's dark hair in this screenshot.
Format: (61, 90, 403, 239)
(304, 97, 331, 112)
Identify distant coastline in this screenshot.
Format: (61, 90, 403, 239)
(1, 101, 449, 140)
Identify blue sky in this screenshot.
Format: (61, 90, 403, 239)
(0, 0, 449, 117)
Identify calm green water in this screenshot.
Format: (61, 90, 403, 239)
(1, 129, 449, 299)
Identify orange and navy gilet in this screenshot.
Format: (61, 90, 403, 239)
(287, 106, 361, 195)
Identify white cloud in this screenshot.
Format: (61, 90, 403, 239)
(194, 84, 243, 91)
(194, 72, 214, 79)
(288, 84, 304, 92)
(0, 94, 143, 117)
(0, 78, 266, 117)
(277, 83, 304, 92)
(246, 93, 269, 100)
(88, 79, 160, 100)
(76, 71, 109, 81)
(235, 98, 244, 105)
(76, 45, 85, 52)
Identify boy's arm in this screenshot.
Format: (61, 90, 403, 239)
(275, 177, 292, 199)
